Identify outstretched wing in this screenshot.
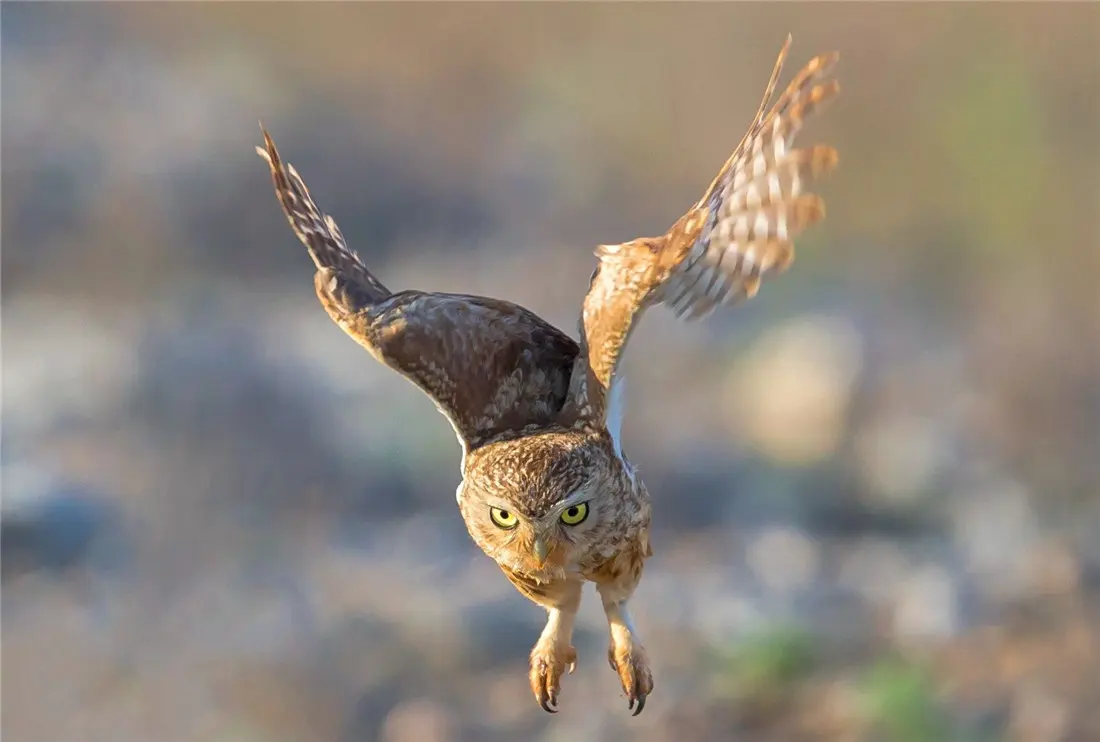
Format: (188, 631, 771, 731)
(568, 37, 840, 425)
(257, 127, 580, 451)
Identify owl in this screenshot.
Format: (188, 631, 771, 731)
(257, 37, 838, 715)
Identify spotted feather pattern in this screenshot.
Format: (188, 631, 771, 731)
(663, 36, 840, 319)
(571, 38, 839, 425)
(257, 127, 390, 310)
(258, 127, 580, 450)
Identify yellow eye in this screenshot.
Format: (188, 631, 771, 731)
(560, 502, 589, 526)
(489, 507, 519, 529)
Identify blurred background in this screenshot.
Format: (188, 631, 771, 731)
(3, 3, 1099, 741)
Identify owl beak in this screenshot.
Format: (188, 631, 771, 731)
(532, 537, 550, 567)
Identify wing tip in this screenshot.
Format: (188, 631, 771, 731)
(256, 122, 279, 167)
(811, 50, 841, 73)
(811, 145, 840, 176)
(800, 193, 827, 225)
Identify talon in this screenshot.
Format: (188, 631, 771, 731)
(529, 643, 577, 713)
(535, 667, 557, 713)
(609, 643, 654, 716)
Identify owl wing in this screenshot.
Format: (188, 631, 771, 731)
(567, 37, 840, 426)
(257, 128, 580, 451)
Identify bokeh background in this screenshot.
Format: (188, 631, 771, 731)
(3, 3, 1099, 741)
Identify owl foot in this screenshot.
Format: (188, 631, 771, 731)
(529, 641, 577, 713)
(608, 641, 653, 716)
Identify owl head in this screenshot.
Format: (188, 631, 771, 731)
(458, 429, 627, 579)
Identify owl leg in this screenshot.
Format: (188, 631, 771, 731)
(528, 579, 582, 713)
(597, 585, 654, 716)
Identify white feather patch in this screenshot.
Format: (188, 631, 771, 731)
(606, 376, 626, 457)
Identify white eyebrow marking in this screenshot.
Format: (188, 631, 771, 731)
(549, 487, 593, 516)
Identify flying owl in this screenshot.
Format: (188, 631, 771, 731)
(257, 37, 838, 716)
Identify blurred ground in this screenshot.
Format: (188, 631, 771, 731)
(3, 3, 1099, 742)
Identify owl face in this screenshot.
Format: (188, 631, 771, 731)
(459, 430, 623, 579)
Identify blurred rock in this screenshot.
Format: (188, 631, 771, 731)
(1010, 685, 1070, 742)
(854, 413, 947, 504)
(1020, 540, 1081, 596)
(837, 538, 911, 606)
(722, 314, 863, 466)
(746, 525, 820, 597)
(379, 699, 457, 742)
(952, 477, 1044, 601)
(892, 564, 962, 643)
(2, 299, 143, 436)
(1, 463, 129, 582)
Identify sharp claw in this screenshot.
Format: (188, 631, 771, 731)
(610, 645, 652, 717)
(530, 644, 576, 712)
(538, 676, 557, 714)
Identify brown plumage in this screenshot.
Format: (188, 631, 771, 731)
(257, 36, 838, 716)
